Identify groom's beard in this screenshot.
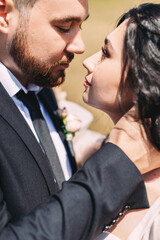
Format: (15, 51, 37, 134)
(9, 21, 74, 88)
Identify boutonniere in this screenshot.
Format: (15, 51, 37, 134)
(57, 107, 81, 141)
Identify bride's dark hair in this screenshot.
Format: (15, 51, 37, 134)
(118, 3, 160, 150)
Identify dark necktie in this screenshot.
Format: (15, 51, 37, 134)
(16, 90, 65, 189)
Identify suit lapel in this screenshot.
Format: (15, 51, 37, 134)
(39, 88, 77, 174)
(0, 83, 58, 194)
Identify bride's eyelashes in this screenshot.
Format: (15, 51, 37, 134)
(102, 47, 110, 58)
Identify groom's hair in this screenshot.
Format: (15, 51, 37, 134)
(14, 0, 40, 11)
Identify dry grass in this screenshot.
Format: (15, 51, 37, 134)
(61, 0, 159, 135)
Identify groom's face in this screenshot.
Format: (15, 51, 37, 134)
(7, 0, 89, 87)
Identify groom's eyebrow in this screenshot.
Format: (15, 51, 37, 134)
(53, 14, 90, 23)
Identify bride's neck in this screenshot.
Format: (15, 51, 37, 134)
(106, 111, 122, 124)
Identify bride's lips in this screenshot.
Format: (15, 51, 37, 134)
(84, 78, 92, 87)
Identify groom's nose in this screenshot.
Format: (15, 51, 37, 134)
(83, 51, 101, 73)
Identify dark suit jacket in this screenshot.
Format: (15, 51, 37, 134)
(0, 142, 148, 240)
(0, 83, 76, 220)
(0, 83, 149, 239)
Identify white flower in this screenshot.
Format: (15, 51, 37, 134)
(65, 113, 81, 133)
(57, 108, 81, 139)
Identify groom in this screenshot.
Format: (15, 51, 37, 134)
(0, 0, 151, 239)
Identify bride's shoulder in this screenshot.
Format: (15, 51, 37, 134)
(127, 197, 160, 240)
(96, 197, 160, 240)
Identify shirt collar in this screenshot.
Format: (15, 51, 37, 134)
(0, 62, 42, 97)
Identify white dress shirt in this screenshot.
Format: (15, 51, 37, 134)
(0, 62, 72, 180)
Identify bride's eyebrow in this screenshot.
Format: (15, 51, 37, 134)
(104, 38, 114, 52)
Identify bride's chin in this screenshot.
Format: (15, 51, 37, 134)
(82, 92, 89, 104)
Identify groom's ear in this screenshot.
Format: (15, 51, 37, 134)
(0, 0, 14, 34)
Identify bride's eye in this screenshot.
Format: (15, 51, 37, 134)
(102, 47, 110, 58)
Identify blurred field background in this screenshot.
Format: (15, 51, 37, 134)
(61, 0, 159, 135)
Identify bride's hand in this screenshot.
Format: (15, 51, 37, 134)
(108, 106, 160, 174)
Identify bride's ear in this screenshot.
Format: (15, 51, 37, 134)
(132, 94, 138, 105)
(0, 0, 14, 34)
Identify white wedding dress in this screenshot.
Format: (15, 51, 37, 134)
(96, 197, 160, 240)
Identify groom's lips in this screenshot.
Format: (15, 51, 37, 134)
(53, 60, 71, 68)
(84, 78, 92, 87)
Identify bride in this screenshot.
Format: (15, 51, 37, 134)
(83, 3, 160, 240)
